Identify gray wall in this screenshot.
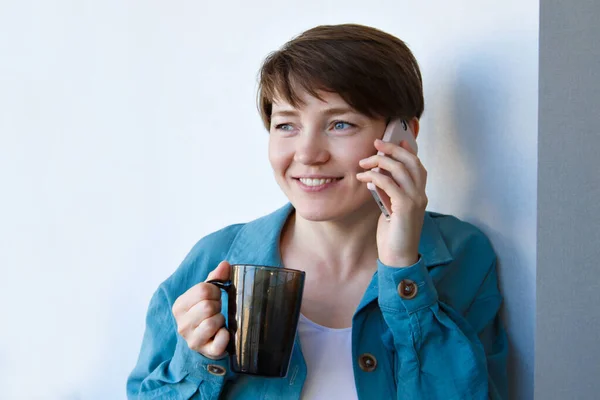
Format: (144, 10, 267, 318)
(536, 0, 600, 399)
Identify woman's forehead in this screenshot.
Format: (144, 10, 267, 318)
(272, 90, 352, 112)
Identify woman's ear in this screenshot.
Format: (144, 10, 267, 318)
(409, 117, 420, 138)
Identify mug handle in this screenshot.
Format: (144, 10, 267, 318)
(206, 279, 232, 291)
(206, 279, 234, 355)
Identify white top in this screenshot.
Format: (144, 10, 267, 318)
(297, 313, 359, 400)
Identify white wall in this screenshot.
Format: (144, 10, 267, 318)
(0, 1, 537, 399)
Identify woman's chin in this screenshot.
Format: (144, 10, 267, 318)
(291, 197, 375, 222)
(295, 208, 337, 222)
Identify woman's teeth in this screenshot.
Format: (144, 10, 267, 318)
(298, 178, 339, 186)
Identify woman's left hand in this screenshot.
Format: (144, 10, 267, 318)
(356, 138, 428, 268)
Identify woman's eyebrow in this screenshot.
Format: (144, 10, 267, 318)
(271, 110, 298, 118)
(271, 107, 357, 118)
(321, 107, 357, 116)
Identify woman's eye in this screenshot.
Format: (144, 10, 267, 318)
(332, 121, 354, 130)
(274, 123, 294, 131)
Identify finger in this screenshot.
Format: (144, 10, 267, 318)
(356, 170, 406, 204)
(374, 139, 425, 188)
(178, 300, 222, 333)
(204, 327, 230, 358)
(173, 261, 230, 316)
(172, 282, 222, 316)
(359, 155, 420, 199)
(358, 169, 428, 211)
(372, 139, 427, 189)
(206, 260, 231, 282)
(193, 313, 226, 347)
(375, 137, 417, 156)
(399, 140, 428, 188)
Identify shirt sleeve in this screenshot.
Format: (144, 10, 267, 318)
(126, 285, 230, 400)
(377, 255, 508, 400)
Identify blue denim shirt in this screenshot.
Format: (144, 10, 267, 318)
(127, 203, 508, 399)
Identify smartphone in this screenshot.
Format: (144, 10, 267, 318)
(367, 118, 418, 220)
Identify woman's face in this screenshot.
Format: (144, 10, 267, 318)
(268, 89, 387, 222)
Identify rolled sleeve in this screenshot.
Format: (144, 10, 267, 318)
(377, 255, 438, 314)
(127, 286, 232, 400)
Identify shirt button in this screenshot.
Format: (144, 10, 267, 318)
(207, 364, 226, 376)
(358, 353, 377, 372)
(398, 279, 418, 299)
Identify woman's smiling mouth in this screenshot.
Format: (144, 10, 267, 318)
(293, 176, 343, 191)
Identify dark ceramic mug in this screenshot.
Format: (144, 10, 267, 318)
(207, 264, 305, 377)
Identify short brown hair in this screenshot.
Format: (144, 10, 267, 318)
(257, 24, 424, 130)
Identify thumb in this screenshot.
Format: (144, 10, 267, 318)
(205, 260, 231, 282)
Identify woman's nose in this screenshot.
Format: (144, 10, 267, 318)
(293, 133, 330, 165)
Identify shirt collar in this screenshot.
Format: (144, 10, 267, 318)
(226, 202, 453, 269)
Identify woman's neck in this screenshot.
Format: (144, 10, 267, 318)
(281, 203, 381, 279)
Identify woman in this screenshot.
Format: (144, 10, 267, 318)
(127, 24, 508, 400)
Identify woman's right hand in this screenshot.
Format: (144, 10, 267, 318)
(172, 260, 231, 359)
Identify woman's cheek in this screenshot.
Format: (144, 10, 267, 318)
(268, 140, 294, 172)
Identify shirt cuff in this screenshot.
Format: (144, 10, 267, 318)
(170, 337, 232, 383)
(377, 255, 439, 314)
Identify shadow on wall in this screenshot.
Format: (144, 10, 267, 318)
(427, 40, 536, 400)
